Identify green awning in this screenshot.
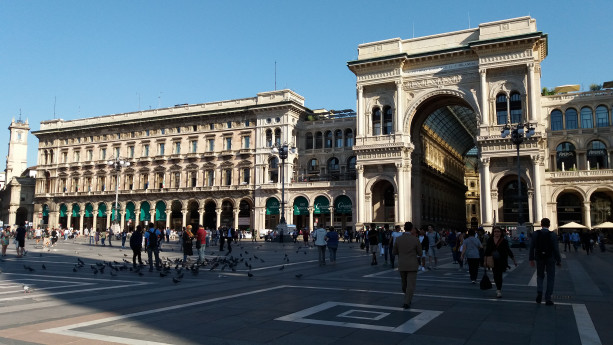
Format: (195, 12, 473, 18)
(71, 204, 80, 218)
(42, 204, 49, 217)
(314, 196, 330, 214)
(155, 201, 166, 221)
(125, 202, 136, 221)
(98, 203, 107, 217)
(85, 203, 94, 217)
(334, 195, 353, 214)
(111, 202, 120, 222)
(59, 204, 67, 217)
(140, 202, 150, 222)
(266, 198, 280, 215)
(293, 196, 309, 215)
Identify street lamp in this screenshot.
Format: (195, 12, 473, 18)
(107, 157, 130, 233)
(271, 142, 296, 242)
(501, 122, 535, 226)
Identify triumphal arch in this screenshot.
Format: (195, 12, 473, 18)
(348, 17, 548, 231)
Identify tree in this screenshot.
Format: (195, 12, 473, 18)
(541, 87, 555, 96)
(589, 83, 602, 91)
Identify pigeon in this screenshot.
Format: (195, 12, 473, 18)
(295, 274, 303, 278)
(98, 253, 103, 256)
(160, 272, 167, 277)
(172, 277, 181, 284)
(23, 284, 32, 293)
(23, 265, 35, 272)
(248, 272, 254, 278)
(110, 270, 118, 277)
(42, 264, 47, 270)
(77, 258, 85, 265)
(279, 265, 285, 271)
(124, 254, 128, 257)
(73, 267, 78, 273)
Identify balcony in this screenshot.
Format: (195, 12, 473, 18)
(202, 151, 216, 157)
(547, 168, 613, 181)
(239, 148, 255, 155)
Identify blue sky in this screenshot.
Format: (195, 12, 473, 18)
(1, 0, 612, 169)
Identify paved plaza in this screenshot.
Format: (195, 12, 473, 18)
(0, 237, 610, 345)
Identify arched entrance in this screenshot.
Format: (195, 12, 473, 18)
(220, 200, 234, 228)
(556, 192, 583, 226)
(139, 201, 151, 227)
(84, 203, 94, 230)
(154, 201, 166, 229)
(16, 207, 28, 227)
(238, 199, 252, 230)
(71, 203, 81, 230)
(204, 201, 217, 229)
(499, 177, 529, 223)
(313, 195, 330, 228)
(97, 203, 107, 232)
(371, 180, 394, 223)
(42, 204, 50, 228)
(170, 200, 183, 230)
(265, 197, 280, 229)
(334, 195, 353, 231)
(125, 202, 136, 231)
(590, 191, 613, 225)
(59, 204, 68, 228)
(187, 200, 200, 229)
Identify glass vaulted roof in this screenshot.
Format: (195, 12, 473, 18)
(423, 105, 478, 156)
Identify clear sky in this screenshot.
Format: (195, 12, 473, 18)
(1, 0, 612, 169)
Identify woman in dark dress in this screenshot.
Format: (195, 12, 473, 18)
(183, 225, 194, 265)
(484, 226, 517, 298)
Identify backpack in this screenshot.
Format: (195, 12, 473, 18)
(535, 230, 552, 259)
(147, 229, 158, 249)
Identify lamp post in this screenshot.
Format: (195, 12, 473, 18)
(107, 157, 130, 233)
(271, 142, 296, 242)
(501, 123, 535, 226)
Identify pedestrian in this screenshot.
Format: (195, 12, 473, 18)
(219, 227, 226, 251)
(392, 221, 421, 309)
(325, 226, 339, 264)
(562, 232, 571, 252)
(226, 227, 235, 253)
(51, 228, 59, 246)
(95, 230, 100, 246)
(461, 228, 483, 284)
(519, 231, 526, 250)
(144, 224, 161, 272)
(484, 226, 517, 298)
(313, 226, 327, 266)
(367, 225, 379, 265)
(426, 225, 441, 269)
(529, 218, 562, 305)
(381, 225, 392, 266)
(121, 229, 128, 248)
(130, 225, 144, 268)
(390, 225, 403, 269)
(418, 229, 429, 271)
(447, 229, 457, 263)
(100, 230, 106, 246)
(182, 225, 194, 265)
(196, 225, 207, 265)
(15, 224, 27, 257)
(1, 227, 11, 256)
(302, 228, 309, 245)
(165, 227, 171, 242)
(455, 230, 465, 272)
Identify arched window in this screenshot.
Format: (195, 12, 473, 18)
(345, 129, 354, 147)
(274, 128, 281, 146)
(496, 93, 508, 125)
(581, 107, 593, 128)
(565, 108, 578, 130)
(509, 92, 522, 123)
(324, 131, 333, 148)
(306, 132, 314, 149)
(587, 140, 608, 169)
(327, 157, 340, 172)
(383, 106, 393, 134)
(335, 129, 343, 148)
(556, 142, 576, 171)
(269, 157, 279, 183)
(372, 107, 381, 135)
(550, 110, 563, 131)
(315, 132, 323, 149)
(595, 105, 609, 127)
(308, 158, 319, 172)
(347, 156, 356, 171)
(265, 129, 273, 147)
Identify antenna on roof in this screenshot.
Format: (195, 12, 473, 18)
(468, 12, 471, 28)
(275, 61, 277, 91)
(19, 109, 22, 122)
(53, 96, 56, 119)
(412, 21, 415, 38)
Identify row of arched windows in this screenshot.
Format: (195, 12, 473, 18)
(496, 92, 522, 125)
(304, 156, 356, 172)
(550, 106, 611, 131)
(555, 140, 609, 170)
(305, 129, 354, 149)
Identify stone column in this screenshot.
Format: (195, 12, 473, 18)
(532, 155, 543, 222)
(198, 207, 204, 227)
(527, 63, 537, 122)
(120, 206, 126, 231)
(234, 209, 239, 229)
(480, 158, 492, 224)
(357, 86, 364, 137)
(215, 208, 221, 229)
(106, 212, 111, 230)
(330, 207, 335, 229)
(480, 69, 489, 126)
(182, 209, 188, 228)
(308, 206, 314, 230)
(491, 191, 499, 224)
(356, 164, 365, 228)
(135, 211, 140, 226)
(527, 190, 534, 224)
(92, 207, 98, 232)
(583, 202, 592, 229)
(79, 210, 85, 231)
(149, 210, 155, 225)
(8, 208, 17, 227)
(395, 81, 403, 133)
(396, 163, 405, 223)
(165, 211, 172, 229)
(67, 211, 72, 229)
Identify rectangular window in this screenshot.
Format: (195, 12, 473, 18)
(206, 170, 214, 186)
(209, 123, 214, 130)
(226, 137, 232, 150)
(143, 174, 149, 190)
(72, 178, 79, 192)
(227, 121, 232, 129)
(157, 173, 164, 189)
(176, 127, 181, 134)
(86, 177, 92, 192)
(190, 171, 197, 187)
(62, 152, 67, 163)
(244, 120, 250, 127)
(131, 131, 135, 138)
(145, 130, 150, 136)
(74, 151, 80, 162)
(143, 144, 150, 157)
(115, 147, 120, 158)
(244, 136, 250, 149)
(161, 129, 166, 135)
(225, 169, 232, 185)
(159, 143, 165, 155)
(174, 142, 181, 154)
(242, 168, 250, 184)
(208, 139, 215, 152)
(127, 175, 134, 190)
(128, 146, 135, 158)
(191, 140, 197, 153)
(101, 148, 106, 160)
(192, 125, 198, 131)
(173, 172, 181, 188)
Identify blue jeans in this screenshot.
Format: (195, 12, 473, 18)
(327, 246, 337, 262)
(197, 245, 206, 263)
(147, 247, 160, 269)
(536, 257, 556, 301)
(317, 245, 326, 265)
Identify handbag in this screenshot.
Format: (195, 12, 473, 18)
(484, 255, 494, 268)
(480, 269, 493, 290)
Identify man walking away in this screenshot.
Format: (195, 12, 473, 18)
(313, 227, 327, 266)
(368, 225, 379, 265)
(392, 221, 421, 309)
(144, 224, 161, 272)
(529, 218, 562, 305)
(130, 225, 144, 267)
(196, 225, 207, 265)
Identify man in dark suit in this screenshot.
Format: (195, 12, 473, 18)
(392, 221, 422, 309)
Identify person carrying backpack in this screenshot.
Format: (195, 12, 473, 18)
(144, 224, 161, 272)
(529, 218, 562, 305)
